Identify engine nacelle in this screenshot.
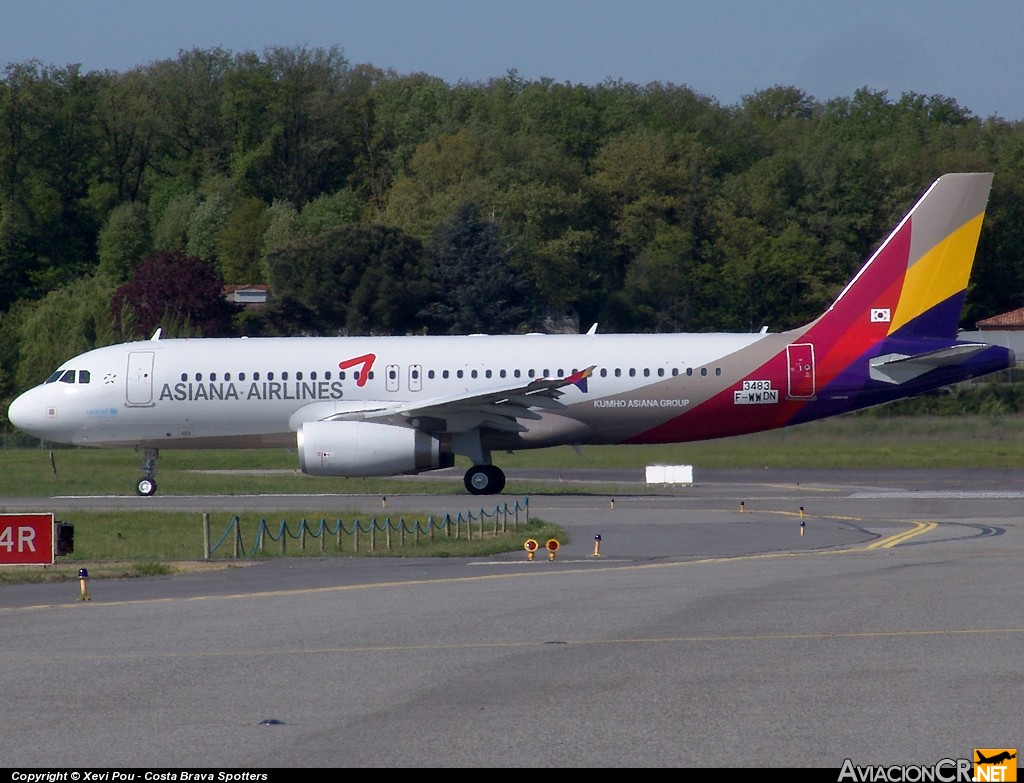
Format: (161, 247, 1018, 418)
(297, 421, 453, 477)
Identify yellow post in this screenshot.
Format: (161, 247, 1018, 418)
(740, 501, 745, 513)
(610, 498, 615, 510)
(591, 534, 602, 558)
(78, 568, 91, 601)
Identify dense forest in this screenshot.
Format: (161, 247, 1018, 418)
(2, 45, 1024, 418)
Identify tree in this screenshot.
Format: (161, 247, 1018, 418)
(97, 201, 151, 283)
(266, 222, 429, 334)
(218, 197, 269, 283)
(420, 203, 533, 334)
(110, 251, 239, 338)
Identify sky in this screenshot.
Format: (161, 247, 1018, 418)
(3, 0, 1023, 120)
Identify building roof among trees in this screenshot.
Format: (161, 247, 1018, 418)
(976, 307, 1024, 331)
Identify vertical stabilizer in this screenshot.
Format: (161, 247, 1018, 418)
(814, 172, 993, 345)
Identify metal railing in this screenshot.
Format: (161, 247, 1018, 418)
(203, 497, 530, 558)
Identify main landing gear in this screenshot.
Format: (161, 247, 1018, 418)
(464, 464, 506, 495)
(136, 448, 159, 496)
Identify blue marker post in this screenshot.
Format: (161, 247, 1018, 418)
(78, 568, 91, 601)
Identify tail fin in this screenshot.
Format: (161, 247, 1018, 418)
(785, 172, 1011, 421)
(810, 172, 993, 344)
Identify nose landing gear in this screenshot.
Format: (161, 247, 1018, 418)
(136, 448, 159, 496)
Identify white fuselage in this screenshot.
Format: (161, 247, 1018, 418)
(8, 332, 768, 451)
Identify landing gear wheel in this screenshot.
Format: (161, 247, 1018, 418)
(136, 477, 157, 496)
(464, 464, 506, 495)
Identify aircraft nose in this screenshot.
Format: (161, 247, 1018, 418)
(7, 388, 59, 439)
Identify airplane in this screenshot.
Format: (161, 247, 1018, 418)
(6, 172, 1015, 497)
(976, 751, 1016, 765)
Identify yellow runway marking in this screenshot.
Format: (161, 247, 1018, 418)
(866, 520, 936, 549)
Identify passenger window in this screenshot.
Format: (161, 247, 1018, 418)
(239, 372, 247, 381)
(254, 372, 260, 381)
(657, 368, 665, 377)
(268, 372, 275, 381)
(194, 373, 202, 382)
(700, 368, 708, 376)
(282, 372, 289, 381)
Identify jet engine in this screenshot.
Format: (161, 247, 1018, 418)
(297, 420, 453, 477)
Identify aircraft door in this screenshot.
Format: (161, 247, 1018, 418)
(126, 351, 155, 407)
(385, 364, 400, 392)
(408, 364, 422, 392)
(787, 344, 815, 399)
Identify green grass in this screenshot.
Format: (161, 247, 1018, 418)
(4, 412, 1024, 584)
(6, 412, 1024, 498)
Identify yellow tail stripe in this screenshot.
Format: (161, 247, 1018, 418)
(890, 212, 985, 334)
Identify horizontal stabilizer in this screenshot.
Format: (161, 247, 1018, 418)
(869, 343, 990, 385)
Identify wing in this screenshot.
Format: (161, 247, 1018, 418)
(332, 365, 595, 433)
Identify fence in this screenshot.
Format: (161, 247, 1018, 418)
(203, 497, 530, 558)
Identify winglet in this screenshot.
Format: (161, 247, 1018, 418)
(566, 365, 595, 393)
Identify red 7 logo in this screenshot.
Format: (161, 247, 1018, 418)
(339, 353, 376, 387)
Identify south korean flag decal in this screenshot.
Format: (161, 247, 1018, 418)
(870, 308, 891, 323)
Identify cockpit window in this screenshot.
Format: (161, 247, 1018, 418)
(44, 369, 91, 384)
